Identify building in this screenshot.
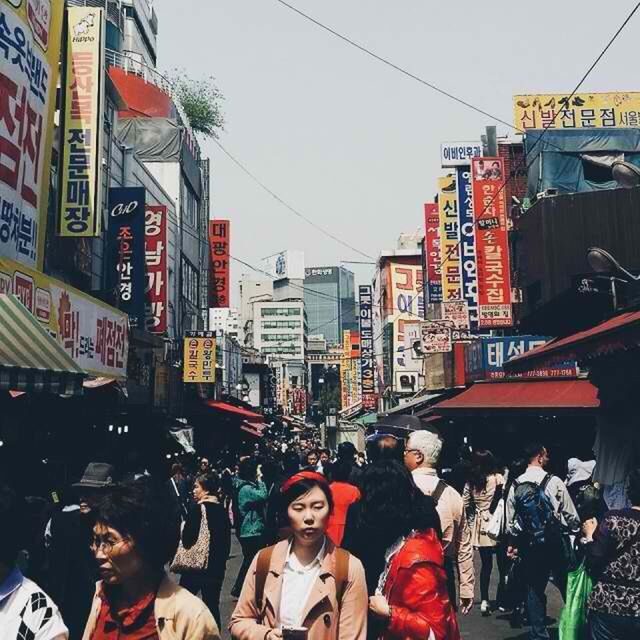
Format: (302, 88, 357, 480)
(304, 266, 357, 345)
(210, 308, 240, 341)
(239, 277, 274, 346)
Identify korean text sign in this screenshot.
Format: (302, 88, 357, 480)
(440, 141, 483, 167)
(0, 0, 64, 268)
(424, 203, 442, 304)
(358, 285, 375, 398)
(471, 157, 513, 327)
(106, 188, 145, 328)
(209, 219, 230, 308)
(58, 7, 105, 238)
(420, 321, 452, 354)
(438, 176, 462, 302)
(144, 205, 168, 333)
(456, 167, 479, 329)
(183, 332, 216, 383)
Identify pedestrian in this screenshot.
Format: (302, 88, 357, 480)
(305, 450, 320, 470)
(366, 434, 404, 464)
(326, 460, 361, 546)
(403, 430, 474, 614)
(82, 478, 220, 639)
(462, 449, 505, 616)
(168, 463, 192, 519)
(200, 458, 211, 474)
(505, 443, 580, 640)
(336, 442, 362, 486)
(229, 470, 368, 640)
(179, 472, 231, 627)
(0, 484, 68, 640)
(566, 458, 607, 525)
(318, 449, 331, 473)
(230, 458, 269, 598)
(265, 450, 301, 543)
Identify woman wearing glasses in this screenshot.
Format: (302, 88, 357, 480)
(82, 479, 220, 640)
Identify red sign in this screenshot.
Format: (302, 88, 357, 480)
(424, 203, 442, 303)
(208, 220, 230, 308)
(144, 205, 168, 333)
(471, 158, 513, 327)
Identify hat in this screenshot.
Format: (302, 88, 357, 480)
(72, 462, 116, 489)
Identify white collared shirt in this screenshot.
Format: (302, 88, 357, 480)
(278, 539, 326, 628)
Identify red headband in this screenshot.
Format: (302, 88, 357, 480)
(281, 471, 328, 493)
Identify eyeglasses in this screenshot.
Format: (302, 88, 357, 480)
(404, 449, 420, 456)
(90, 535, 129, 555)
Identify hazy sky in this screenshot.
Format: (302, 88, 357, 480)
(156, 0, 639, 301)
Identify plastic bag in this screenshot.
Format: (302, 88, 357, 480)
(558, 561, 593, 640)
(486, 498, 505, 540)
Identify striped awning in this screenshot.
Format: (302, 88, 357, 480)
(0, 295, 87, 396)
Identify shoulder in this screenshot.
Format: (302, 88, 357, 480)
(170, 584, 219, 637)
(444, 483, 464, 506)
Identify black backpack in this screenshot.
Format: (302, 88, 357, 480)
(513, 474, 561, 547)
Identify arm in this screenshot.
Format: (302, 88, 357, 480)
(211, 505, 232, 574)
(584, 516, 615, 581)
(555, 478, 581, 534)
(455, 502, 474, 603)
(338, 557, 368, 640)
(462, 483, 471, 511)
(182, 504, 202, 548)
(505, 484, 517, 538)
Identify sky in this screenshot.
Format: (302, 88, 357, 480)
(155, 0, 640, 303)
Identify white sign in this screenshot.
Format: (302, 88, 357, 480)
(440, 141, 483, 167)
(263, 250, 305, 281)
(442, 301, 470, 330)
(420, 321, 453, 354)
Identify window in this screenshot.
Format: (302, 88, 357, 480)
(262, 346, 300, 355)
(261, 334, 299, 343)
(260, 307, 301, 317)
(261, 320, 301, 329)
(182, 181, 199, 228)
(181, 256, 199, 307)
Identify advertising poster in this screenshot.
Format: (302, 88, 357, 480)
(58, 7, 105, 237)
(424, 203, 442, 304)
(358, 285, 375, 403)
(183, 331, 216, 383)
(262, 249, 305, 281)
(0, 0, 64, 268)
(420, 322, 452, 354)
(349, 330, 361, 407)
(456, 167, 479, 329)
(106, 187, 145, 328)
(471, 157, 513, 327)
(438, 176, 462, 302)
(208, 219, 230, 308)
(144, 205, 168, 333)
(441, 141, 483, 167)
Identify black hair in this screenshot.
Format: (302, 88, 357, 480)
(282, 450, 301, 476)
(523, 442, 546, 462)
(0, 485, 24, 567)
(468, 449, 499, 492)
(337, 442, 356, 460)
(195, 472, 220, 495)
(238, 457, 258, 482)
(328, 459, 353, 483)
(94, 479, 180, 573)
(280, 477, 334, 521)
(628, 469, 640, 506)
(366, 435, 404, 463)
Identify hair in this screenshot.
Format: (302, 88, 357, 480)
(328, 459, 353, 483)
(170, 463, 184, 477)
(238, 457, 258, 482)
(468, 449, 499, 492)
(280, 476, 334, 521)
(523, 443, 546, 463)
(94, 479, 180, 573)
(366, 435, 404, 463)
(627, 469, 640, 506)
(282, 450, 301, 476)
(195, 472, 220, 495)
(306, 450, 319, 460)
(0, 485, 24, 567)
(337, 441, 356, 461)
(407, 430, 443, 466)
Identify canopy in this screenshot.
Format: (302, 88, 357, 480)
(240, 421, 267, 438)
(205, 400, 263, 421)
(0, 295, 86, 395)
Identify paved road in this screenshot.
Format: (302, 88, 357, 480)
(217, 537, 563, 640)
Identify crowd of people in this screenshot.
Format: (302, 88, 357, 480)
(0, 426, 638, 640)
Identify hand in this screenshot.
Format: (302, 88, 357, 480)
(459, 597, 473, 615)
(582, 517, 598, 539)
(507, 545, 518, 559)
(266, 630, 283, 640)
(368, 595, 391, 618)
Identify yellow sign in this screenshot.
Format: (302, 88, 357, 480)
(0, 0, 64, 269)
(183, 334, 216, 383)
(514, 92, 640, 131)
(438, 176, 462, 303)
(59, 7, 105, 237)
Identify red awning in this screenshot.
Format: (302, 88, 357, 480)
(205, 400, 263, 421)
(432, 379, 600, 414)
(240, 422, 266, 438)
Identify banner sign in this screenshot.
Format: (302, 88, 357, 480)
(106, 187, 145, 328)
(58, 7, 105, 237)
(292, 387, 307, 416)
(144, 205, 168, 333)
(441, 141, 483, 167)
(438, 176, 462, 302)
(443, 300, 470, 331)
(424, 203, 442, 303)
(420, 321, 452, 354)
(0, 257, 128, 377)
(358, 285, 375, 401)
(0, 0, 64, 268)
(514, 92, 640, 131)
(471, 158, 513, 327)
(341, 330, 350, 410)
(183, 331, 216, 383)
(456, 167, 479, 329)
(208, 219, 230, 308)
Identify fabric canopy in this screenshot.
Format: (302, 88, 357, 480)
(240, 422, 266, 438)
(206, 400, 263, 421)
(0, 295, 86, 395)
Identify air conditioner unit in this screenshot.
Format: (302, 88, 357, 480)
(394, 371, 419, 393)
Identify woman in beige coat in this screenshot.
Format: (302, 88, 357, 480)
(230, 471, 367, 640)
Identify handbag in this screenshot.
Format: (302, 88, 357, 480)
(558, 560, 593, 640)
(486, 498, 505, 540)
(170, 504, 210, 573)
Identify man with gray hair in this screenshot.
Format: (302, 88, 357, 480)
(404, 429, 474, 614)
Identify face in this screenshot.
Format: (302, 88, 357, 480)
(91, 523, 144, 585)
(200, 459, 209, 471)
(193, 480, 207, 502)
(287, 486, 330, 547)
(319, 452, 329, 464)
(404, 446, 424, 472)
(78, 490, 100, 515)
(307, 453, 318, 466)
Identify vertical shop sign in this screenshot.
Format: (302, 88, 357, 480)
(358, 285, 375, 408)
(0, 0, 64, 268)
(424, 203, 442, 303)
(58, 7, 105, 237)
(456, 167, 479, 329)
(106, 187, 145, 328)
(208, 219, 230, 308)
(438, 176, 462, 302)
(144, 205, 168, 333)
(341, 330, 351, 410)
(183, 331, 216, 383)
(471, 157, 513, 327)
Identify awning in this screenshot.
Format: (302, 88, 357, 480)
(205, 400, 263, 421)
(381, 392, 442, 416)
(0, 295, 86, 395)
(432, 379, 600, 415)
(240, 421, 266, 438)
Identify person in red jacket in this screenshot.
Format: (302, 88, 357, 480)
(326, 460, 361, 546)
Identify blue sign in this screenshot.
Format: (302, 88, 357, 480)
(456, 167, 479, 329)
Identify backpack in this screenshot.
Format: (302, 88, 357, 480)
(513, 473, 559, 547)
(231, 481, 248, 531)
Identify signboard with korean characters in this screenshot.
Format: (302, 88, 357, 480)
(424, 203, 442, 304)
(420, 321, 452, 354)
(144, 205, 168, 333)
(358, 285, 375, 400)
(209, 220, 230, 308)
(440, 141, 483, 167)
(183, 331, 216, 383)
(438, 176, 462, 302)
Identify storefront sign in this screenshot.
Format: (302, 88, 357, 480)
(183, 331, 215, 383)
(456, 167, 479, 329)
(106, 187, 145, 328)
(442, 300, 470, 331)
(144, 205, 168, 333)
(0, 257, 128, 377)
(341, 330, 350, 410)
(358, 285, 375, 398)
(420, 321, 452, 354)
(440, 141, 483, 167)
(424, 203, 442, 303)
(292, 387, 307, 416)
(0, 0, 64, 268)
(208, 219, 230, 308)
(471, 157, 513, 327)
(438, 176, 462, 302)
(514, 92, 640, 131)
(58, 7, 105, 237)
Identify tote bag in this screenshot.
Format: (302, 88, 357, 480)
(170, 504, 210, 573)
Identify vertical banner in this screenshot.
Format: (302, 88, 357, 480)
(106, 187, 145, 328)
(358, 285, 376, 409)
(471, 157, 513, 327)
(438, 176, 462, 302)
(208, 219, 230, 308)
(144, 205, 168, 333)
(456, 167, 479, 329)
(341, 330, 351, 410)
(183, 331, 216, 383)
(424, 203, 442, 304)
(59, 7, 105, 237)
(0, 0, 64, 268)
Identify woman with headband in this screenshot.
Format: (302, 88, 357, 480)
(230, 471, 368, 640)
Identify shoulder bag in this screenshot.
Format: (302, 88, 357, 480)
(170, 504, 210, 573)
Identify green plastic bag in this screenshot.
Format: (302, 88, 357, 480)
(559, 560, 593, 640)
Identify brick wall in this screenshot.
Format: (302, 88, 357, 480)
(498, 142, 528, 209)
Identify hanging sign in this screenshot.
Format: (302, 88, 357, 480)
(183, 331, 216, 383)
(208, 219, 230, 308)
(144, 205, 168, 333)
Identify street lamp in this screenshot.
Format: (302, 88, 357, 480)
(612, 160, 640, 189)
(586, 247, 640, 311)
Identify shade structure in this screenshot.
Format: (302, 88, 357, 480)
(205, 400, 263, 421)
(0, 295, 87, 395)
(432, 379, 600, 415)
(240, 421, 266, 438)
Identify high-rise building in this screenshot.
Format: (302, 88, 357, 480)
(304, 266, 357, 346)
(210, 308, 240, 341)
(239, 277, 274, 346)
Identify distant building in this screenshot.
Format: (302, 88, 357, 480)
(210, 308, 240, 341)
(252, 300, 306, 359)
(239, 277, 274, 345)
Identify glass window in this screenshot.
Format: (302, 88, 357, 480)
(260, 307, 301, 317)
